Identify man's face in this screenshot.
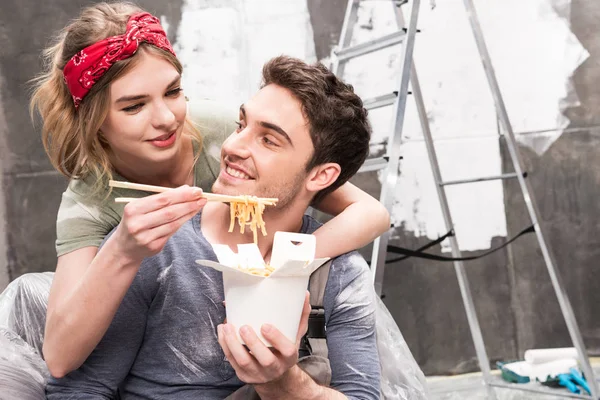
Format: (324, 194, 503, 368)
(212, 84, 314, 210)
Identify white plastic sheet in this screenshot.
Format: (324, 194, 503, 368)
(376, 296, 430, 400)
(0, 272, 52, 356)
(0, 273, 52, 400)
(0, 328, 48, 400)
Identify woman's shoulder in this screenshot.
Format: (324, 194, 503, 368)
(60, 175, 124, 222)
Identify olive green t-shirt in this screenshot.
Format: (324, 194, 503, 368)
(55, 99, 238, 256)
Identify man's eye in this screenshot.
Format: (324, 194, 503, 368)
(263, 137, 277, 146)
(123, 103, 143, 112)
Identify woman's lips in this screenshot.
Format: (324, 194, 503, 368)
(148, 131, 177, 148)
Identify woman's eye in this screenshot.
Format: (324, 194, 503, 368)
(122, 103, 143, 112)
(234, 121, 243, 131)
(166, 88, 183, 97)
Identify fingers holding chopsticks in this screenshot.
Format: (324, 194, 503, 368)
(110, 185, 206, 263)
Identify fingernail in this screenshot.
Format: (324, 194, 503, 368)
(217, 324, 222, 335)
(240, 326, 250, 336)
(223, 324, 233, 335)
(192, 188, 203, 197)
(262, 324, 273, 334)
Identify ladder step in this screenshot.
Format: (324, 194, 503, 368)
(439, 172, 524, 186)
(364, 93, 397, 110)
(334, 31, 406, 62)
(358, 157, 389, 173)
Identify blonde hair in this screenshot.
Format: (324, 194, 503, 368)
(30, 2, 201, 186)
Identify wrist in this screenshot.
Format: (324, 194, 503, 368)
(255, 365, 323, 400)
(101, 234, 143, 269)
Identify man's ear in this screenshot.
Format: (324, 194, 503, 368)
(306, 163, 341, 194)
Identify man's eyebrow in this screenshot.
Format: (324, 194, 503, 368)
(116, 76, 181, 103)
(239, 104, 294, 147)
(259, 122, 293, 147)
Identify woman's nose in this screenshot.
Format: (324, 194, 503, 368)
(152, 100, 176, 129)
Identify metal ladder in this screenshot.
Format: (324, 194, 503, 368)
(330, 0, 599, 399)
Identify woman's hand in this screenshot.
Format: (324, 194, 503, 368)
(111, 185, 206, 263)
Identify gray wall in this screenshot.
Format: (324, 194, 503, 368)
(1, 0, 599, 376)
(0, 0, 184, 281)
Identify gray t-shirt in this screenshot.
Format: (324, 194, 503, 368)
(46, 214, 380, 399)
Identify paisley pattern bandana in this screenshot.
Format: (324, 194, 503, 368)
(63, 12, 176, 109)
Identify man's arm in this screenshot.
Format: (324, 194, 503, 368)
(255, 364, 346, 400)
(45, 266, 151, 399)
(321, 257, 380, 399)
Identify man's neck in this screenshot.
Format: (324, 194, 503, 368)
(201, 202, 306, 262)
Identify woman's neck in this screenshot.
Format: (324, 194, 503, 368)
(112, 135, 196, 188)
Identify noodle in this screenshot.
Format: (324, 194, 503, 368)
(228, 196, 278, 244)
(241, 263, 276, 277)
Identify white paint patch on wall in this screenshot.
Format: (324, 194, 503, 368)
(172, 0, 316, 107)
(340, 1, 505, 251)
(474, 0, 588, 155)
(341, 0, 584, 251)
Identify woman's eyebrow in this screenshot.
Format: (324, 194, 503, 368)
(116, 76, 181, 103)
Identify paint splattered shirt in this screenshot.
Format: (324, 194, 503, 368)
(45, 214, 380, 399)
(54, 99, 238, 256)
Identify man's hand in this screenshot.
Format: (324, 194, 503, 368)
(217, 291, 311, 384)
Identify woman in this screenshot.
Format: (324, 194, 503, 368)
(30, 2, 390, 378)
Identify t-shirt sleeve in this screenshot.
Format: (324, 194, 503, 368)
(55, 190, 115, 257)
(324, 253, 381, 399)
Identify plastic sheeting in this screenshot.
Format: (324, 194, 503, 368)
(0, 273, 52, 400)
(0, 272, 52, 356)
(0, 328, 48, 400)
(376, 296, 430, 400)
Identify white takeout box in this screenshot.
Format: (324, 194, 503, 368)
(196, 232, 329, 346)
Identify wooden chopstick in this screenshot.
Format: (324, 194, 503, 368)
(109, 180, 278, 205)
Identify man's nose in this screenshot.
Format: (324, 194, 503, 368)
(223, 128, 252, 158)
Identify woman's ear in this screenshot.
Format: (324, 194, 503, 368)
(306, 163, 341, 194)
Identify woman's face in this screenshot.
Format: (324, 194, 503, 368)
(100, 50, 187, 168)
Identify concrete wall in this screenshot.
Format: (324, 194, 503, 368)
(0, 0, 187, 284)
(1, 0, 599, 376)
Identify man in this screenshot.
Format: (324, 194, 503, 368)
(46, 55, 380, 399)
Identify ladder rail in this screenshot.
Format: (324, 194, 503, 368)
(410, 61, 497, 399)
(331, 0, 360, 77)
(370, 0, 421, 296)
(393, 4, 497, 397)
(461, 0, 599, 398)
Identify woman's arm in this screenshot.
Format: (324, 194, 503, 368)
(44, 186, 205, 378)
(312, 182, 390, 259)
(44, 244, 138, 378)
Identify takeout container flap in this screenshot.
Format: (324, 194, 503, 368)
(196, 232, 330, 277)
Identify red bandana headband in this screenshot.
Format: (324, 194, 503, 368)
(63, 12, 176, 109)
